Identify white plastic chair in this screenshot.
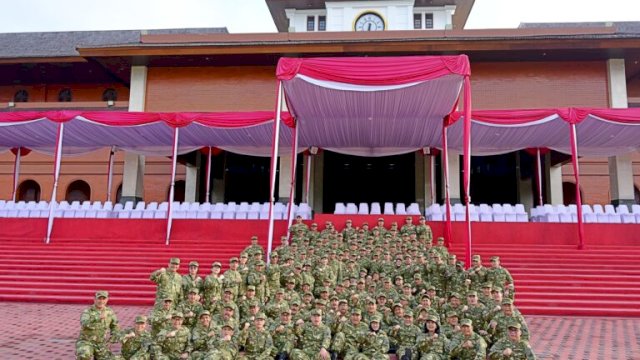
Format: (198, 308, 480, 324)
(407, 203, 421, 215)
(296, 203, 312, 219)
(452, 203, 465, 221)
(358, 203, 369, 215)
(582, 204, 596, 223)
(593, 204, 607, 223)
(334, 202, 346, 215)
(556, 205, 572, 223)
(345, 203, 358, 215)
(383, 202, 394, 215)
(395, 203, 407, 215)
(478, 204, 492, 222)
(211, 203, 224, 219)
(632, 204, 640, 223)
(604, 204, 621, 223)
(429, 203, 444, 221)
(618, 205, 635, 224)
(492, 204, 505, 222)
(370, 202, 381, 215)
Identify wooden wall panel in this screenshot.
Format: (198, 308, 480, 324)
(0, 83, 129, 103)
(145, 66, 276, 112)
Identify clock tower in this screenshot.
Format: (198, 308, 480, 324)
(266, 0, 474, 33)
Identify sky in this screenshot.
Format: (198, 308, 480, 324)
(0, 0, 637, 34)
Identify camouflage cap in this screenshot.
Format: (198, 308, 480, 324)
(482, 282, 493, 288)
(95, 290, 109, 298)
(229, 257, 239, 263)
(169, 258, 180, 265)
(392, 303, 403, 309)
(172, 311, 184, 319)
(287, 278, 296, 284)
(135, 315, 147, 323)
(223, 303, 235, 310)
(255, 260, 265, 267)
(491, 256, 500, 261)
(437, 237, 445, 242)
(351, 308, 362, 315)
(249, 299, 260, 307)
(460, 319, 473, 326)
(291, 300, 301, 306)
(199, 310, 211, 317)
(212, 261, 222, 268)
(427, 285, 436, 291)
(377, 292, 387, 298)
(446, 311, 459, 318)
(310, 309, 323, 316)
(370, 315, 382, 323)
(189, 261, 199, 267)
(240, 253, 248, 258)
(163, 297, 173, 302)
(276, 288, 285, 295)
(221, 321, 235, 329)
(492, 287, 503, 293)
(280, 306, 291, 314)
(404, 310, 414, 318)
(189, 288, 200, 294)
(338, 299, 348, 304)
(502, 299, 514, 305)
(426, 315, 439, 323)
(255, 312, 267, 320)
(467, 291, 478, 297)
(449, 292, 461, 299)
(251, 235, 258, 240)
(366, 297, 376, 304)
(247, 285, 256, 291)
(471, 254, 481, 260)
(315, 299, 327, 305)
(508, 322, 522, 330)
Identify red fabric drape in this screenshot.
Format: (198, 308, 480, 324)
(462, 76, 472, 269)
(441, 124, 453, 248)
(276, 55, 471, 84)
(0, 111, 295, 129)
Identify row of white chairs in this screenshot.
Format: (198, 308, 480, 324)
(425, 203, 529, 222)
(532, 204, 640, 223)
(334, 202, 421, 215)
(0, 200, 312, 220)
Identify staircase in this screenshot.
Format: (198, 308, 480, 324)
(0, 236, 267, 306)
(450, 243, 640, 317)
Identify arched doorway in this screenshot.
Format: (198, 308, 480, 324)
(66, 180, 91, 202)
(17, 180, 41, 202)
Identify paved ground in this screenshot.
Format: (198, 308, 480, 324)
(2, 302, 640, 359)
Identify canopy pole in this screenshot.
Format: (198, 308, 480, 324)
(11, 147, 22, 202)
(165, 127, 180, 246)
(441, 125, 453, 249)
(106, 146, 115, 203)
(462, 76, 473, 269)
(267, 81, 284, 263)
(205, 146, 212, 202)
(286, 123, 299, 237)
(304, 152, 311, 204)
(45, 123, 65, 244)
(535, 148, 543, 206)
(569, 123, 585, 250)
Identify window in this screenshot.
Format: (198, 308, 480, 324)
(66, 180, 91, 202)
(13, 89, 29, 102)
(425, 13, 434, 29)
(307, 16, 315, 31)
(413, 13, 422, 29)
(102, 88, 118, 102)
(318, 16, 326, 31)
(17, 180, 40, 202)
(58, 88, 72, 102)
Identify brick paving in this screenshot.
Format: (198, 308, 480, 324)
(2, 302, 640, 359)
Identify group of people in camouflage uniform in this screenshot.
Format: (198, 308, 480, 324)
(76, 216, 536, 359)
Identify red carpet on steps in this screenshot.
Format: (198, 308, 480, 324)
(0, 217, 639, 317)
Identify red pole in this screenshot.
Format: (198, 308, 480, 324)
(569, 123, 585, 250)
(462, 76, 472, 269)
(441, 125, 453, 248)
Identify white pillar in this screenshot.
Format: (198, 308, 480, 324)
(607, 58, 635, 206)
(185, 164, 198, 203)
(122, 65, 147, 204)
(516, 152, 534, 211)
(443, 152, 461, 204)
(546, 155, 564, 205)
(278, 155, 292, 203)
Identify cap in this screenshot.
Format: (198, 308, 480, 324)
(170, 258, 181, 265)
(491, 256, 500, 261)
(223, 303, 235, 310)
(255, 260, 265, 266)
(172, 311, 184, 319)
(449, 292, 461, 299)
(240, 253, 248, 258)
(370, 315, 382, 323)
(95, 290, 109, 298)
(247, 285, 256, 291)
(460, 319, 473, 326)
(255, 312, 267, 320)
(270, 252, 279, 258)
(502, 299, 514, 305)
(377, 217, 384, 221)
(467, 291, 478, 297)
(446, 311, 459, 318)
(437, 237, 445, 242)
(189, 261, 199, 267)
(508, 322, 522, 330)
(287, 278, 296, 284)
(199, 310, 211, 317)
(229, 257, 239, 263)
(251, 235, 258, 240)
(212, 261, 222, 268)
(221, 321, 235, 329)
(351, 308, 362, 315)
(310, 309, 322, 316)
(189, 288, 200, 294)
(426, 315, 439, 322)
(492, 287, 503, 293)
(135, 315, 147, 323)
(163, 297, 173, 302)
(482, 282, 493, 288)
(404, 311, 414, 318)
(472, 255, 481, 260)
(280, 306, 291, 314)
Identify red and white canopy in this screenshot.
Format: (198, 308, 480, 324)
(276, 55, 471, 156)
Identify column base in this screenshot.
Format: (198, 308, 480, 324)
(611, 199, 636, 206)
(120, 196, 143, 205)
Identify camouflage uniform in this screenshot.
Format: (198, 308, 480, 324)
(237, 313, 274, 360)
(182, 271, 204, 303)
(223, 260, 243, 300)
(270, 316, 297, 358)
(488, 324, 536, 360)
(489, 312, 529, 342)
(246, 261, 269, 303)
(155, 313, 192, 360)
(150, 263, 184, 307)
(117, 316, 152, 360)
(486, 265, 514, 291)
(448, 321, 487, 360)
(177, 295, 204, 330)
(190, 312, 219, 360)
(149, 302, 173, 338)
(204, 329, 238, 360)
(391, 316, 421, 360)
(291, 312, 332, 360)
(76, 292, 120, 360)
(349, 322, 389, 360)
(203, 267, 224, 308)
(415, 332, 449, 360)
(331, 311, 369, 357)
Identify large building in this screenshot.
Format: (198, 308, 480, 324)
(1, 0, 639, 213)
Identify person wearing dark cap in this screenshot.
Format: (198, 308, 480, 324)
(150, 258, 183, 307)
(489, 322, 537, 360)
(150, 297, 174, 338)
(177, 288, 204, 330)
(291, 309, 332, 360)
(448, 319, 487, 360)
(118, 315, 152, 360)
(75, 291, 120, 360)
(416, 315, 448, 360)
(204, 261, 224, 308)
(237, 312, 274, 360)
(156, 311, 192, 359)
(182, 260, 204, 303)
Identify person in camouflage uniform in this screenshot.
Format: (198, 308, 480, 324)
(76, 291, 120, 360)
(440, 312, 461, 340)
(489, 323, 536, 360)
(270, 306, 297, 360)
(150, 258, 183, 307)
(331, 308, 369, 359)
(461, 292, 486, 332)
(155, 311, 192, 360)
(181, 261, 203, 303)
(223, 257, 243, 301)
(242, 235, 265, 258)
(291, 309, 332, 360)
(149, 298, 174, 338)
(117, 315, 152, 360)
(448, 319, 487, 360)
(391, 311, 421, 360)
(266, 252, 282, 294)
(415, 315, 448, 360)
(203, 262, 224, 309)
(237, 312, 274, 360)
(349, 315, 389, 360)
(190, 311, 218, 360)
(466, 255, 488, 292)
(204, 322, 238, 360)
(176, 288, 204, 330)
(247, 260, 269, 303)
(486, 256, 515, 300)
(488, 299, 529, 343)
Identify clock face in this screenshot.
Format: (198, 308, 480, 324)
(354, 12, 385, 31)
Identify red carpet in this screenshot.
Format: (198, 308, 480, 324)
(0, 217, 639, 317)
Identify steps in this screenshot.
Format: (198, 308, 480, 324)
(450, 244, 640, 317)
(0, 219, 639, 317)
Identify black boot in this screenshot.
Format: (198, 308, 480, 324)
(276, 353, 288, 360)
(330, 351, 338, 360)
(402, 348, 412, 360)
